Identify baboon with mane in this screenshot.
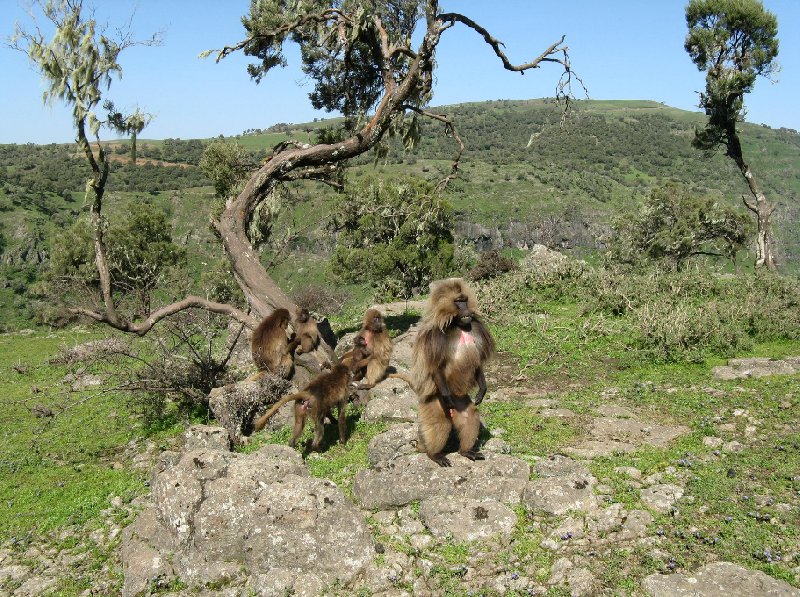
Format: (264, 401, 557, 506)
(411, 278, 495, 466)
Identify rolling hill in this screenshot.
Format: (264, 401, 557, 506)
(1, 99, 798, 329)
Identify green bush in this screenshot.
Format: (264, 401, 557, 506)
(479, 261, 800, 364)
(329, 175, 455, 299)
(468, 250, 517, 281)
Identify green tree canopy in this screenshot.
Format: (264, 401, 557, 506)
(329, 175, 454, 298)
(608, 183, 753, 269)
(685, 0, 778, 150)
(199, 141, 252, 200)
(684, 0, 779, 269)
(47, 202, 185, 317)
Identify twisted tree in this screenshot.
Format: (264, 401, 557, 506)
(685, 0, 780, 270)
(14, 0, 579, 346)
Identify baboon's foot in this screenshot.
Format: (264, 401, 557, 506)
(460, 449, 485, 461)
(429, 452, 451, 467)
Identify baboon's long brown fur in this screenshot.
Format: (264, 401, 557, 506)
(293, 307, 320, 354)
(357, 308, 393, 386)
(411, 278, 495, 466)
(253, 363, 353, 450)
(251, 308, 299, 378)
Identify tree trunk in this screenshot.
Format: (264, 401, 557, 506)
(727, 130, 777, 270)
(216, 34, 439, 321)
(131, 130, 137, 165)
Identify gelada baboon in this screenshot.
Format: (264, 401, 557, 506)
(253, 362, 354, 450)
(340, 333, 371, 382)
(251, 308, 300, 378)
(411, 278, 495, 467)
(355, 308, 393, 388)
(293, 307, 320, 354)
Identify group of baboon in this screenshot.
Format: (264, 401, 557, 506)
(249, 278, 495, 467)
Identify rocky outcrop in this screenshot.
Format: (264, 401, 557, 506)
(353, 451, 531, 509)
(207, 374, 293, 446)
(120, 426, 374, 596)
(712, 357, 800, 380)
(643, 561, 800, 596)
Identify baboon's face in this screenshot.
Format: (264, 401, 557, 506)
(454, 295, 473, 328)
(365, 309, 383, 332)
(297, 309, 310, 323)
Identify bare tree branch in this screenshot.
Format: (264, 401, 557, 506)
(402, 104, 464, 194)
(438, 12, 567, 72)
(69, 295, 257, 334)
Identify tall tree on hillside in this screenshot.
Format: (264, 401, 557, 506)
(9, 0, 161, 330)
(12, 1, 580, 358)
(685, 0, 780, 270)
(104, 101, 154, 164)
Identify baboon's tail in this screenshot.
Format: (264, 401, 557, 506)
(254, 392, 306, 431)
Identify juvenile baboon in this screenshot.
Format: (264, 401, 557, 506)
(253, 362, 353, 450)
(355, 308, 393, 388)
(411, 278, 495, 467)
(340, 333, 371, 382)
(251, 308, 300, 378)
(293, 307, 320, 354)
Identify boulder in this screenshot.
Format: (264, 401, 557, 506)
(367, 423, 418, 466)
(643, 561, 800, 596)
(419, 497, 517, 541)
(207, 374, 293, 446)
(523, 474, 599, 515)
(354, 452, 530, 509)
(122, 436, 374, 595)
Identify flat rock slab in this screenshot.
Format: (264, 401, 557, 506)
(363, 388, 417, 424)
(353, 453, 531, 509)
(538, 408, 577, 418)
(589, 417, 689, 449)
(419, 497, 517, 542)
(564, 412, 688, 459)
(713, 357, 800, 380)
(596, 405, 636, 418)
(523, 474, 599, 515)
(534, 455, 592, 478)
(640, 483, 684, 513)
(563, 439, 637, 459)
(643, 561, 800, 596)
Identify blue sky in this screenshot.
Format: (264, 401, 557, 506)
(2, 1, 799, 144)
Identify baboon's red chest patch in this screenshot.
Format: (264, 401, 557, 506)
(459, 331, 475, 346)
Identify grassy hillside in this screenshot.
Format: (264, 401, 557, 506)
(0, 99, 799, 331)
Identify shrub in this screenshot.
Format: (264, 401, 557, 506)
(329, 175, 455, 299)
(292, 285, 350, 316)
(468, 250, 517, 281)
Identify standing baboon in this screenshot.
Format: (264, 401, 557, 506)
(356, 308, 393, 388)
(251, 308, 299, 378)
(253, 362, 354, 450)
(294, 307, 320, 354)
(411, 278, 495, 466)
